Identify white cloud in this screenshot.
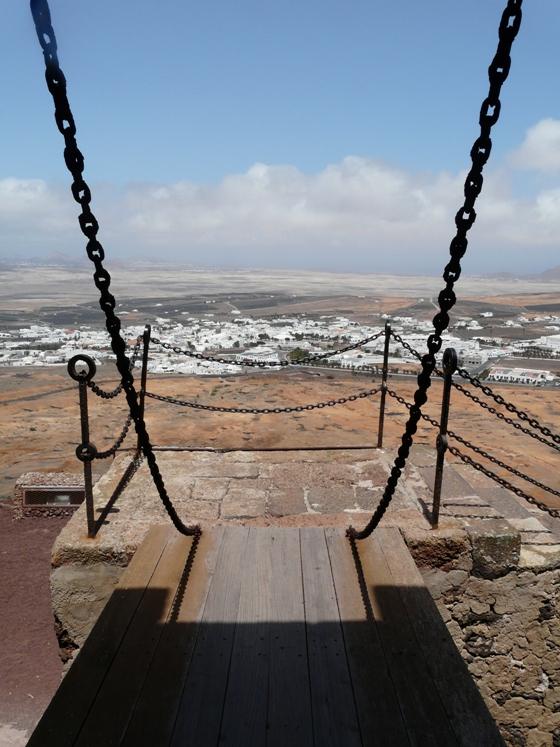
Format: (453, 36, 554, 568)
(1, 126, 559, 273)
(509, 118, 560, 173)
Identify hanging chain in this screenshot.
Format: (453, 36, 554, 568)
(390, 331, 560, 452)
(30, 0, 198, 537)
(386, 389, 560, 499)
(454, 370, 560, 444)
(145, 387, 380, 414)
(449, 445, 560, 519)
(87, 336, 143, 399)
(92, 414, 133, 459)
(349, 0, 524, 539)
(150, 329, 385, 368)
(451, 380, 560, 452)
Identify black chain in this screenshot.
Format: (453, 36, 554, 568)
(349, 0, 523, 539)
(390, 331, 560, 453)
(389, 331, 428, 364)
(145, 387, 380, 414)
(93, 415, 133, 459)
(450, 430, 560, 499)
(449, 445, 560, 519)
(30, 1, 198, 537)
(150, 329, 385, 368)
(386, 388, 560, 501)
(87, 337, 143, 399)
(452, 379, 560, 452)
(455, 369, 560, 444)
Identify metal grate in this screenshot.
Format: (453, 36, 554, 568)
(23, 487, 85, 506)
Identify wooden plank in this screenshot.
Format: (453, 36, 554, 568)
(75, 530, 194, 746)
(377, 527, 504, 746)
(325, 528, 411, 747)
(121, 527, 225, 747)
(357, 529, 457, 746)
(300, 527, 362, 746)
(170, 525, 250, 747)
(267, 528, 313, 747)
(27, 525, 171, 747)
(219, 527, 272, 744)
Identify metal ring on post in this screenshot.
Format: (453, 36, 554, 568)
(442, 348, 458, 377)
(68, 354, 97, 382)
(76, 442, 98, 462)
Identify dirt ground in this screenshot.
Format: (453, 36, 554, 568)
(0, 364, 558, 507)
(0, 506, 68, 745)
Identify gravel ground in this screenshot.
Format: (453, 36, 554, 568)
(0, 504, 68, 746)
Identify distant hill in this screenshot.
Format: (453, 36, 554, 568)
(536, 265, 560, 281)
(482, 264, 560, 282)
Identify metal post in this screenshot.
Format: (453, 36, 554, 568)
(137, 324, 151, 451)
(377, 322, 391, 448)
(432, 347, 458, 528)
(67, 355, 98, 538)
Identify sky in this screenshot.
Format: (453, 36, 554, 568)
(2, 0, 560, 275)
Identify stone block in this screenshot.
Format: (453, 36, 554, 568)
(466, 520, 521, 578)
(419, 465, 474, 499)
(268, 488, 306, 517)
(509, 517, 549, 533)
(306, 486, 356, 513)
(191, 478, 230, 502)
(186, 462, 260, 478)
(186, 499, 220, 521)
(221, 487, 266, 519)
(519, 545, 560, 572)
(441, 505, 501, 519)
(51, 562, 124, 649)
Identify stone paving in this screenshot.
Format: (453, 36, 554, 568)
(53, 444, 560, 573)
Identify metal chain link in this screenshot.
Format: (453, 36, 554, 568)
(451, 380, 560, 452)
(389, 331, 427, 363)
(87, 337, 143, 399)
(449, 430, 560, 499)
(93, 415, 133, 459)
(150, 329, 385, 368)
(386, 388, 560, 501)
(390, 331, 560, 453)
(30, 0, 198, 537)
(455, 368, 560, 444)
(449, 445, 560, 519)
(145, 387, 380, 414)
(349, 0, 524, 540)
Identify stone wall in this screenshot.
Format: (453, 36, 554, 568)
(407, 523, 560, 747)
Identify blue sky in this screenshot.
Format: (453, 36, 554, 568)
(2, 1, 560, 273)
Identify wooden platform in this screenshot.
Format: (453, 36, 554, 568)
(29, 526, 504, 746)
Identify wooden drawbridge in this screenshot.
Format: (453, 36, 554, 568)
(29, 525, 503, 746)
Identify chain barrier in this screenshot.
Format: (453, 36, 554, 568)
(390, 331, 560, 453)
(92, 414, 133, 459)
(150, 329, 385, 369)
(451, 380, 560, 453)
(449, 430, 560, 499)
(449, 445, 560, 519)
(454, 369, 560, 444)
(386, 388, 560, 504)
(145, 387, 380, 414)
(87, 337, 143, 399)
(31, 0, 198, 537)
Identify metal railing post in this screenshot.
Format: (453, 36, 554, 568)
(432, 347, 458, 528)
(67, 355, 98, 538)
(137, 324, 151, 451)
(377, 321, 391, 448)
